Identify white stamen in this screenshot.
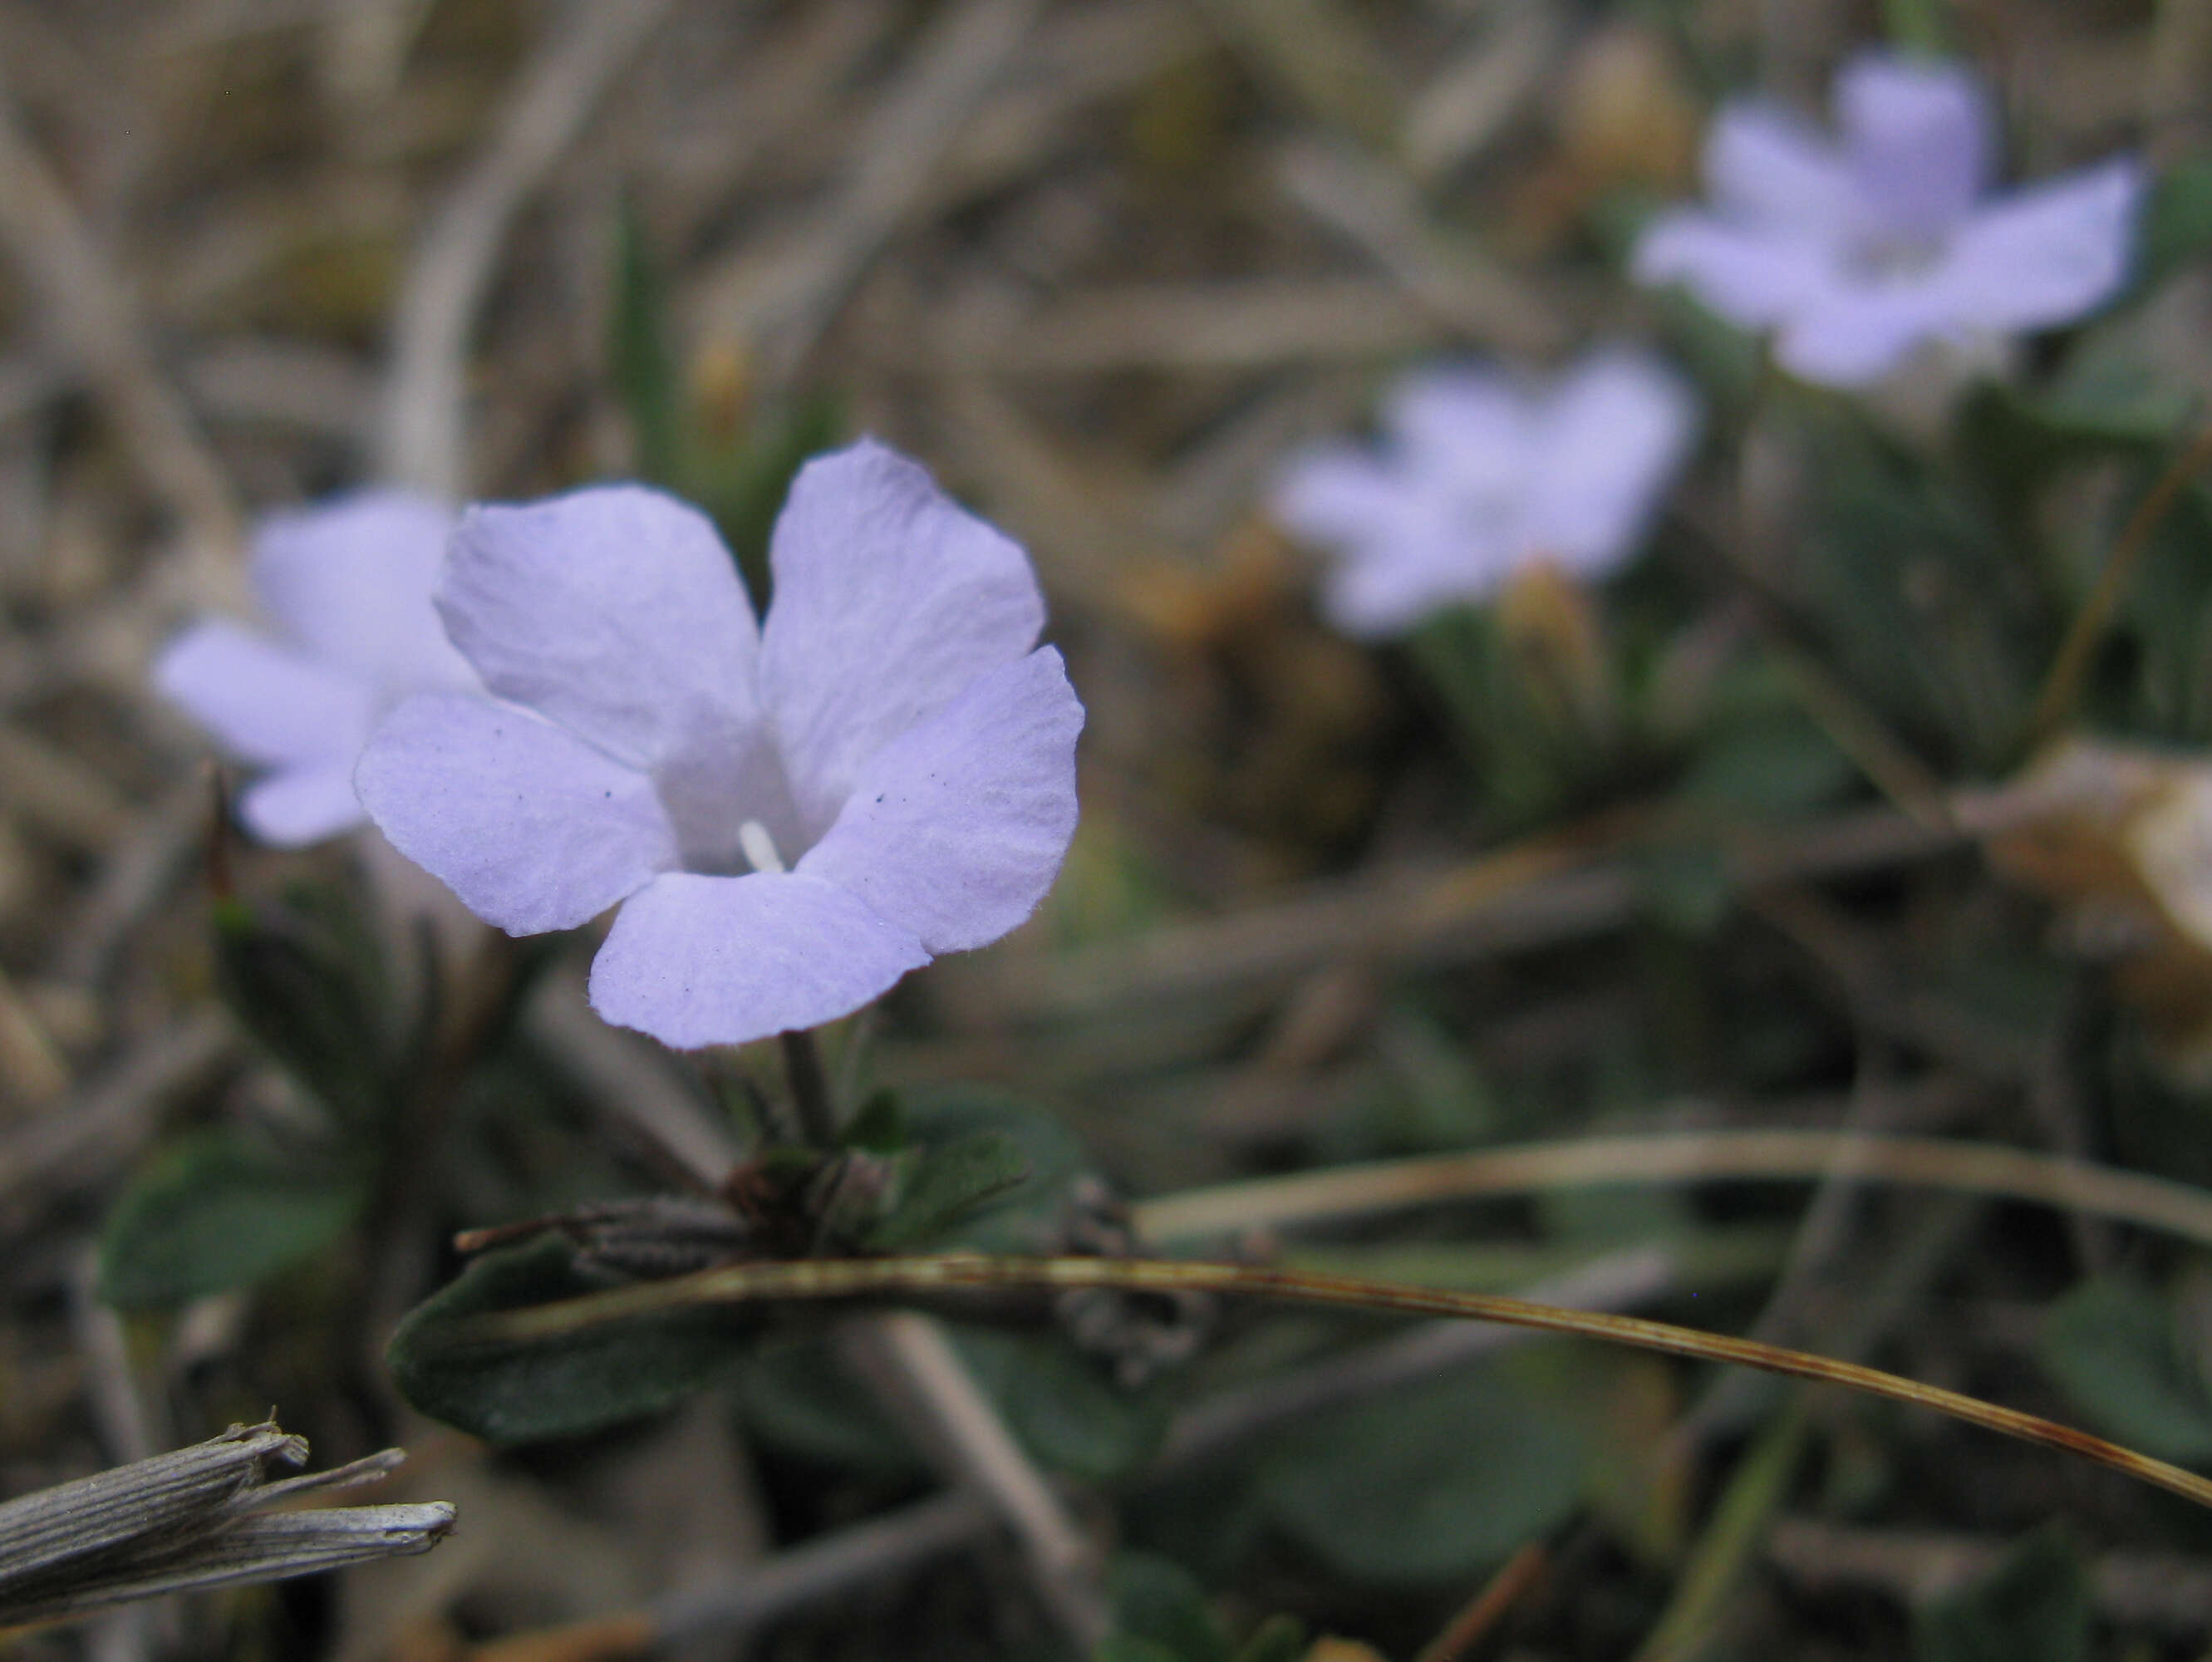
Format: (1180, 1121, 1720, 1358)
(738, 819, 785, 875)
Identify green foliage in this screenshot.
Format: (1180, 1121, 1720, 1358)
(1677, 707, 1851, 819)
(610, 193, 681, 487)
(1097, 1555, 1230, 1662)
(97, 1130, 368, 1309)
(898, 1083, 1096, 1253)
(863, 1130, 1035, 1251)
(99, 883, 415, 1309)
(2037, 1276, 2212, 1462)
(1254, 1359, 1584, 1584)
(960, 1329, 1170, 1481)
(736, 1333, 924, 1475)
(1912, 1522, 2092, 1662)
(386, 1235, 755, 1444)
(839, 1086, 907, 1154)
(1226, 1615, 1308, 1662)
(606, 199, 843, 601)
(695, 394, 845, 598)
(213, 891, 398, 1135)
(2137, 156, 2212, 292)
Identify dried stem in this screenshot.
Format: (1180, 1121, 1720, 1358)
(1413, 1542, 1549, 1662)
(2028, 425, 2212, 745)
(1128, 1128, 2212, 1251)
(376, 0, 675, 495)
(456, 1253, 2212, 1515)
(779, 1027, 841, 1148)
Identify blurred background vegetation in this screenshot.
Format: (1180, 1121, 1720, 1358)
(10, 0, 2212, 1657)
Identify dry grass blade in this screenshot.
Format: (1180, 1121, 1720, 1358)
(1128, 1128, 2212, 1248)
(702, 0, 1044, 386)
(0, 1423, 452, 1632)
(0, 73, 240, 588)
(377, 0, 676, 495)
(450, 1254, 2212, 1515)
(2028, 426, 2212, 745)
(946, 804, 1956, 1020)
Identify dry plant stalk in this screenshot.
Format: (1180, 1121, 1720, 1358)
(455, 1254, 2212, 1514)
(0, 1421, 453, 1633)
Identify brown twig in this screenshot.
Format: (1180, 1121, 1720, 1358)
(454, 1253, 2212, 1514)
(700, 0, 1044, 387)
(376, 0, 676, 495)
(1128, 1128, 2212, 1250)
(1413, 1542, 1550, 1662)
(0, 71, 241, 578)
(2028, 426, 2212, 745)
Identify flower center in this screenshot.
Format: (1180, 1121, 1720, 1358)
(738, 819, 786, 875)
(1848, 229, 1946, 281)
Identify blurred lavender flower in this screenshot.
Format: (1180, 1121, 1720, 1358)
(1271, 349, 1698, 638)
(154, 492, 472, 846)
(356, 440, 1084, 1050)
(1634, 52, 2143, 387)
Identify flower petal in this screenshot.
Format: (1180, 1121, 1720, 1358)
(1320, 534, 1509, 637)
(1378, 367, 1530, 479)
(356, 692, 676, 936)
(1634, 212, 1837, 327)
(437, 485, 764, 775)
(1522, 351, 1698, 577)
(588, 870, 928, 1049)
(1836, 52, 1992, 241)
(1271, 445, 1406, 553)
(798, 647, 1083, 953)
(760, 440, 1045, 838)
(154, 618, 376, 770)
(238, 763, 366, 848)
(1772, 282, 1949, 386)
(1703, 105, 1856, 238)
(253, 490, 473, 691)
(1934, 158, 2144, 333)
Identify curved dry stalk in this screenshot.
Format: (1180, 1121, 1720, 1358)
(1128, 1128, 2212, 1250)
(377, 0, 675, 495)
(450, 1252, 2212, 1514)
(2029, 425, 2212, 745)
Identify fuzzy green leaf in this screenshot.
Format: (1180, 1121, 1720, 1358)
(1913, 1522, 2091, 1662)
(386, 1235, 754, 1444)
(98, 1130, 367, 1309)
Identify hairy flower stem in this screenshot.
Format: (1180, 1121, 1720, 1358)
(779, 1028, 840, 1147)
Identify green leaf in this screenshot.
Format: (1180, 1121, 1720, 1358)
(895, 1084, 1094, 1253)
(1369, 1007, 1499, 1152)
(863, 1131, 1033, 1251)
(840, 1087, 907, 1155)
(960, 1330, 1169, 1481)
(1912, 1522, 2091, 1662)
(214, 896, 394, 1134)
(1679, 711, 1852, 819)
(609, 194, 681, 485)
(1226, 1615, 1307, 1662)
(386, 1235, 754, 1444)
(1097, 1554, 1229, 1662)
(1256, 1358, 1583, 1583)
(1634, 842, 1732, 937)
(2140, 157, 2212, 291)
(696, 393, 845, 602)
(97, 1130, 368, 1309)
(2036, 1276, 2212, 1462)
(735, 1334, 923, 1476)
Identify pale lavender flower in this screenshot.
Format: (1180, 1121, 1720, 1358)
(355, 440, 1084, 1050)
(154, 492, 473, 847)
(1271, 349, 1698, 638)
(1634, 52, 2143, 387)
